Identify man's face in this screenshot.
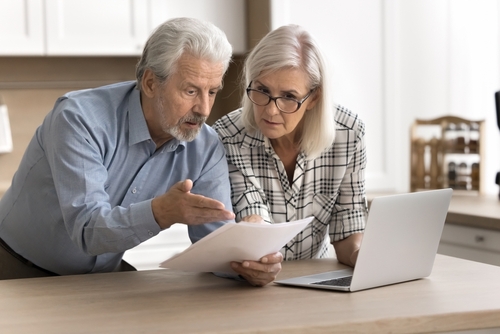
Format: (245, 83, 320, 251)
(146, 53, 225, 144)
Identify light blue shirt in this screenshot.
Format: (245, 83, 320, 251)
(0, 81, 233, 275)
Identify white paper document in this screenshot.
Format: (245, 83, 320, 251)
(159, 217, 313, 274)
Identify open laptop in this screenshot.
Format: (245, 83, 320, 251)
(274, 188, 453, 292)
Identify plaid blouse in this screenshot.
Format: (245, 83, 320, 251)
(212, 106, 367, 260)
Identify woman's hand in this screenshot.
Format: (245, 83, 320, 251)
(230, 252, 283, 287)
(234, 215, 281, 286)
(240, 214, 266, 224)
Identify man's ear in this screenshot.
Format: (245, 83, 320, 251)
(141, 69, 156, 98)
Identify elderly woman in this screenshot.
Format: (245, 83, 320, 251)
(213, 24, 367, 271)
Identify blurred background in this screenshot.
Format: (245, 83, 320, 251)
(1, 0, 499, 196)
(1, 0, 499, 268)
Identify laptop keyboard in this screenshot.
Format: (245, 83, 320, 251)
(312, 276, 353, 287)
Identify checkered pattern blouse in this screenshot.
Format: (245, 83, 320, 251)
(212, 106, 368, 260)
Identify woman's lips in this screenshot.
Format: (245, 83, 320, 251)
(263, 119, 280, 125)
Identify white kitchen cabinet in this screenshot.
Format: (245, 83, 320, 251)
(438, 224, 500, 266)
(149, 0, 247, 54)
(44, 0, 149, 55)
(0, 0, 44, 55)
(1, 0, 246, 56)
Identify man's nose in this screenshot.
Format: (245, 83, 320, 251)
(194, 94, 212, 117)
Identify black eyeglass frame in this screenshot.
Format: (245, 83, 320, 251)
(245, 82, 314, 114)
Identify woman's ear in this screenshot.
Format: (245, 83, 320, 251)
(141, 69, 156, 98)
(306, 88, 321, 111)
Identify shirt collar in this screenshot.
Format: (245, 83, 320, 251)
(126, 86, 186, 152)
(234, 114, 266, 150)
(241, 131, 281, 157)
(127, 87, 152, 146)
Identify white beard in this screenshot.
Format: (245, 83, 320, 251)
(156, 94, 206, 142)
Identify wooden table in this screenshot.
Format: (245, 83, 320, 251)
(1, 255, 500, 333)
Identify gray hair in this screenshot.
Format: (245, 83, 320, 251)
(241, 24, 335, 159)
(136, 17, 233, 87)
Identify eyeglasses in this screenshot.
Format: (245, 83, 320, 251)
(246, 82, 314, 114)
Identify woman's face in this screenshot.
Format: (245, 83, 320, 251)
(251, 68, 318, 143)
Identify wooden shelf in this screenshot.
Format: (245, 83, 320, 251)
(410, 116, 484, 194)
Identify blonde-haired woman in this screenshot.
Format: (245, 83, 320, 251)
(213, 24, 367, 274)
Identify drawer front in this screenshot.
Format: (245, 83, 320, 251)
(441, 224, 500, 253)
(438, 243, 500, 266)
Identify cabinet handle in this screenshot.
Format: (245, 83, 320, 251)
(474, 235, 485, 243)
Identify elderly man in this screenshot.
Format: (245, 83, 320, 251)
(0, 17, 282, 286)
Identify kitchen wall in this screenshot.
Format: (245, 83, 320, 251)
(0, 56, 244, 196)
(266, 0, 500, 196)
(3, 1, 500, 196)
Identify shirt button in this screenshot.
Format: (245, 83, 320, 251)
(132, 188, 137, 194)
(148, 231, 154, 236)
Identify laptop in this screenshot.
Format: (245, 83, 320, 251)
(274, 188, 453, 292)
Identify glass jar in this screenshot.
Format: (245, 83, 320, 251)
(468, 122, 479, 153)
(443, 122, 457, 152)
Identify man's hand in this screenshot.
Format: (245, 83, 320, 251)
(151, 179, 235, 229)
(230, 252, 283, 287)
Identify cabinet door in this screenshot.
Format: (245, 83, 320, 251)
(439, 224, 500, 266)
(45, 0, 148, 55)
(0, 0, 44, 55)
(149, 0, 246, 54)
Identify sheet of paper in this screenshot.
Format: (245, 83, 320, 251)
(159, 216, 313, 274)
